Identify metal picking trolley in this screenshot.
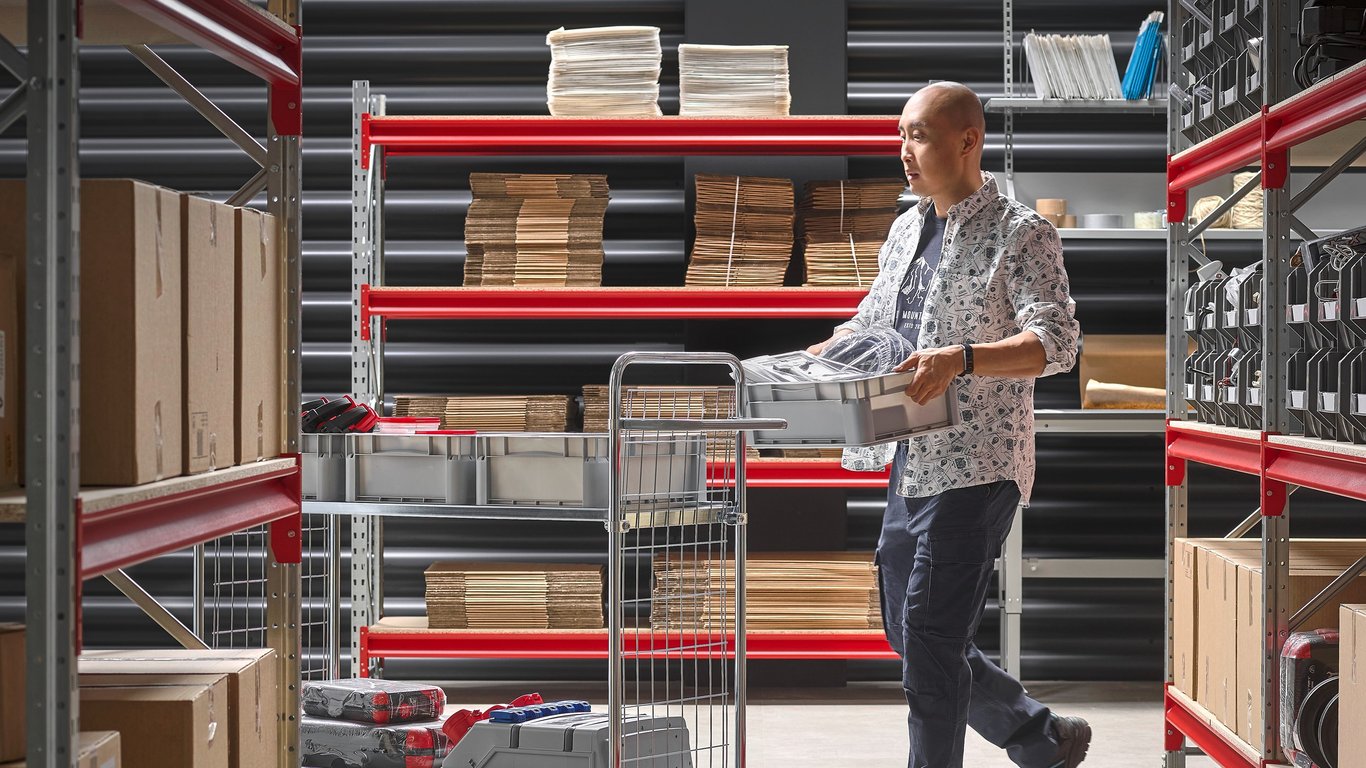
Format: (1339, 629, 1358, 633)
(604, 352, 783, 768)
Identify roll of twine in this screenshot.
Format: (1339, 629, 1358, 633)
(1191, 195, 1231, 229)
(1231, 171, 1262, 229)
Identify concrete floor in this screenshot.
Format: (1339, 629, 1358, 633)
(443, 680, 1219, 767)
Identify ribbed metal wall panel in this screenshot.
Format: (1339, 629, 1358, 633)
(5, 0, 1365, 684)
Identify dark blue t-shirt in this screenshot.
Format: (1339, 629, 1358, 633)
(893, 206, 945, 346)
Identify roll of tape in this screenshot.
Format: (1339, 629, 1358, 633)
(1036, 198, 1068, 216)
(1062, 214, 1077, 228)
(1080, 213, 1126, 229)
(1134, 211, 1164, 229)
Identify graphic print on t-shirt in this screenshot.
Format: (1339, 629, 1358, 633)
(893, 206, 944, 346)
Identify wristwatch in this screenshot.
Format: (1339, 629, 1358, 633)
(960, 343, 974, 376)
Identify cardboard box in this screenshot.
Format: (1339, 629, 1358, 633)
(78, 648, 277, 768)
(0, 625, 23, 762)
(0, 250, 18, 490)
(182, 195, 236, 474)
(1232, 545, 1366, 746)
(0, 179, 185, 486)
(0, 731, 121, 768)
(1341, 604, 1366, 768)
(1078, 335, 1181, 406)
(1172, 538, 1199, 699)
(80, 673, 228, 768)
(1178, 539, 1366, 741)
(234, 208, 282, 465)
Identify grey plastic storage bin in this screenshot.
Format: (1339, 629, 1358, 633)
(302, 433, 347, 501)
(476, 433, 706, 508)
(744, 372, 956, 447)
(347, 433, 477, 504)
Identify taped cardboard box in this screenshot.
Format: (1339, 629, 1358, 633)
(1077, 335, 1186, 409)
(182, 195, 236, 474)
(1341, 604, 1366, 768)
(79, 648, 277, 768)
(234, 208, 283, 465)
(1232, 543, 1366, 747)
(0, 249, 18, 490)
(1172, 539, 1199, 700)
(0, 179, 184, 486)
(0, 731, 120, 768)
(1181, 538, 1366, 738)
(79, 673, 228, 768)
(0, 625, 23, 762)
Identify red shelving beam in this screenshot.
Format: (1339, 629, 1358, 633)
(360, 115, 902, 164)
(1263, 438, 1366, 507)
(358, 626, 896, 675)
(113, 0, 302, 86)
(1164, 687, 1267, 768)
(80, 458, 302, 580)
(1164, 422, 1263, 485)
(359, 285, 868, 337)
(1167, 60, 1366, 212)
(727, 459, 889, 488)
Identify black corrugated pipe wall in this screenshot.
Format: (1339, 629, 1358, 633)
(3, 0, 1365, 683)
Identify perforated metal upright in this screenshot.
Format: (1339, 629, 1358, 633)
(16, 1, 306, 765)
(1162, 2, 1366, 766)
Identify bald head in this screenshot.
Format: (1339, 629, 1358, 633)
(906, 82, 986, 136)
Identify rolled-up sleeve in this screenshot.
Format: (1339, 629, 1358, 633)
(1006, 220, 1079, 377)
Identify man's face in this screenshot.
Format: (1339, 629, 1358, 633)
(898, 93, 963, 200)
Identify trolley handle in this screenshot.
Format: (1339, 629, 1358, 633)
(617, 417, 787, 432)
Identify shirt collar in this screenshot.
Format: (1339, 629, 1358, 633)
(916, 171, 998, 223)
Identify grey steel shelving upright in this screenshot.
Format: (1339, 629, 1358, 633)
(1162, 1, 1366, 767)
(988, 0, 1174, 677)
(13, 2, 305, 766)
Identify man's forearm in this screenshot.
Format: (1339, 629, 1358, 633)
(970, 331, 1047, 378)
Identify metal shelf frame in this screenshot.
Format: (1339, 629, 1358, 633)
(1163, 0, 1366, 764)
(347, 78, 1171, 682)
(14, 2, 304, 766)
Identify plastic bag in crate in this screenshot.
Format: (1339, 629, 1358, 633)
(301, 717, 451, 768)
(302, 678, 446, 724)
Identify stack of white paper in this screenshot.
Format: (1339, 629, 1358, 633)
(678, 44, 791, 116)
(546, 26, 662, 116)
(1022, 33, 1124, 100)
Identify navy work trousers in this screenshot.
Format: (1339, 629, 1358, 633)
(877, 445, 1058, 768)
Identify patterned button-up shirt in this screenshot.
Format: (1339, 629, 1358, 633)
(838, 173, 1079, 505)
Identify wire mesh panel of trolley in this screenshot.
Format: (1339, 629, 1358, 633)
(607, 352, 777, 768)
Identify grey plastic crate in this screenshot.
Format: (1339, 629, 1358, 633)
(301, 433, 347, 501)
(347, 433, 477, 504)
(745, 372, 956, 447)
(476, 433, 706, 508)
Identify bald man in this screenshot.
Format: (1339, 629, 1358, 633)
(809, 83, 1086, 768)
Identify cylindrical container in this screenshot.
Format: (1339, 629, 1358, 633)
(1061, 214, 1077, 228)
(1080, 213, 1126, 229)
(1134, 211, 1164, 229)
(1036, 198, 1067, 217)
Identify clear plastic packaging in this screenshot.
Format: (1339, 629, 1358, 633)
(817, 327, 916, 374)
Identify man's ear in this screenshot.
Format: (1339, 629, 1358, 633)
(962, 127, 982, 156)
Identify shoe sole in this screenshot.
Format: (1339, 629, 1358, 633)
(1060, 722, 1092, 768)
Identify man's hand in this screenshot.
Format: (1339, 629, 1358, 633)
(806, 328, 854, 356)
(894, 345, 965, 405)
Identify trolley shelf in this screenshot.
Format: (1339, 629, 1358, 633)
(360, 617, 898, 667)
(1168, 59, 1366, 197)
(303, 500, 607, 522)
(1, 458, 300, 580)
(1164, 686, 1285, 768)
(359, 285, 867, 332)
(360, 114, 902, 162)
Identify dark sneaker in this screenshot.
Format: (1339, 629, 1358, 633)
(1050, 715, 1092, 768)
